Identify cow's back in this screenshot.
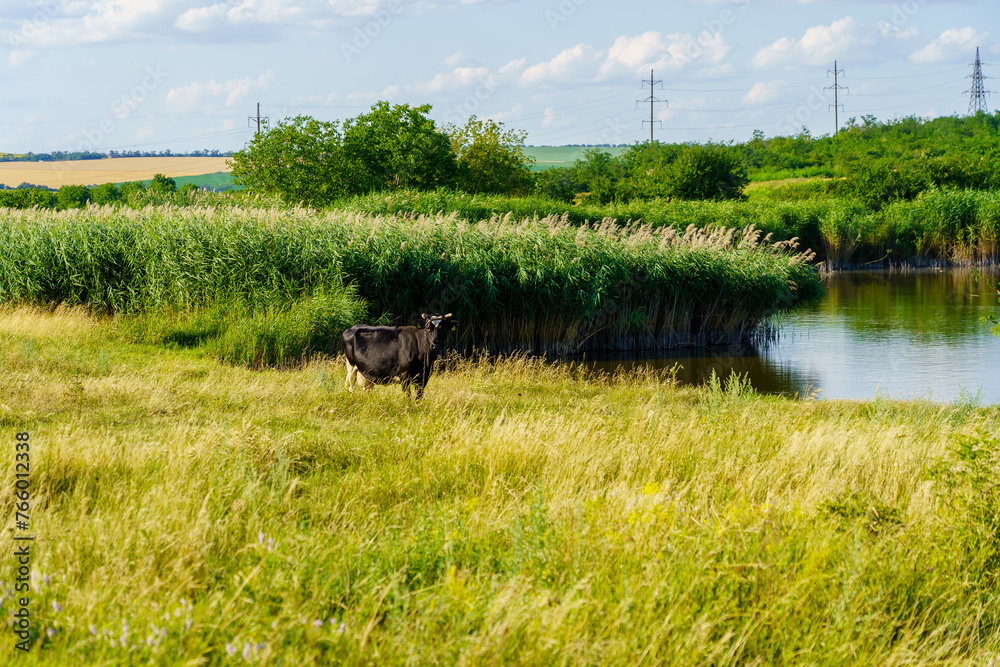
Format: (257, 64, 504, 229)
(344, 325, 420, 380)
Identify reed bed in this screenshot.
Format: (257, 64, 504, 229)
(0, 205, 821, 357)
(343, 188, 1000, 269)
(1, 306, 998, 664)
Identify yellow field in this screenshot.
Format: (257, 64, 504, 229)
(0, 156, 231, 188)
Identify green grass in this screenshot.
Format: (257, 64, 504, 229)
(747, 166, 839, 182)
(1, 306, 999, 664)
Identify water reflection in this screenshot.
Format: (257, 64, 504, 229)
(578, 345, 820, 398)
(576, 269, 1000, 403)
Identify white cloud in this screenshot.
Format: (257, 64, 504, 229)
(743, 80, 786, 104)
(516, 31, 731, 88)
(520, 43, 601, 85)
(909, 27, 989, 63)
(443, 51, 467, 67)
(424, 66, 493, 93)
(752, 17, 896, 68)
(499, 58, 526, 76)
(166, 70, 275, 111)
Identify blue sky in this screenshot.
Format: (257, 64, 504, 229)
(0, 0, 995, 153)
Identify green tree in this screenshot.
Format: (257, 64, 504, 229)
(119, 181, 147, 202)
(0, 187, 56, 209)
(448, 116, 534, 195)
(229, 116, 355, 206)
(848, 158, 929, 210)
(90, 183, 121, 206)
(149, 173, 177, 193)
(666, 145, 749, 201)
(571, 148, 623, 204)
(56, 184, 92, 209)
(535, 166, 578, 203)
(230, 103, 456, 206)
(343, 102, 456, 192)
(616, 142, 684, 200)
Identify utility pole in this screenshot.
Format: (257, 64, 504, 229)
(248, 103, 269, 135)
(636, 69, 665, 145)
(966, 47, 990, 114)
(826, 61, 848, 134)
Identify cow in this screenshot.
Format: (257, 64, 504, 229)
(343, 313, 458, 399)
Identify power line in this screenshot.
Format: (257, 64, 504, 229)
(248, 102, 269, 135)
(826, 60, 848, 134)
(636, 69, 665, 145)
(966, 47, 990, 114)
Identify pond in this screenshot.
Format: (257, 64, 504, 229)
(580, 268, 1000, 403)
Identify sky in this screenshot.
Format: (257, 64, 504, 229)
(0, 0, 996, 154)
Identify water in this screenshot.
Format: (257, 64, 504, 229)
(580, 268, 1000, 402)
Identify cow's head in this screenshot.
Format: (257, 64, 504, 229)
(420, 313, 458, 352)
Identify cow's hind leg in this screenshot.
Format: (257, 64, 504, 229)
(345, 359, 357, 392)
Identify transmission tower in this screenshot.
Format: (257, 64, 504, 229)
(826, 61, 848, 134)
(636, 69, 666, 145)
(248, 102, 269, 135)
(966, 47, 990, 114)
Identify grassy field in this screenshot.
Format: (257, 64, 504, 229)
(524, 146, 628, 171)
(1, 305, 999, 664)
(0, 157, 231, 188)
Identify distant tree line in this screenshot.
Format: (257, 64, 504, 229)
(0, 149, 233, 162)
(0, 174, 198, 209)
(5, 108, 998, 212)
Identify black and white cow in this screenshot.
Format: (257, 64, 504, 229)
(343, 313, 457, 399)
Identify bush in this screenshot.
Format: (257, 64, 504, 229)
(665, 145, 749, 201)
(0, 186, 56, 208)
(149, 173, 177, 194)
(90, 183, 122, 206)
(56, 184, 92, 210)
(848, 159, 929, 210)
(534, 167, 577, 203)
